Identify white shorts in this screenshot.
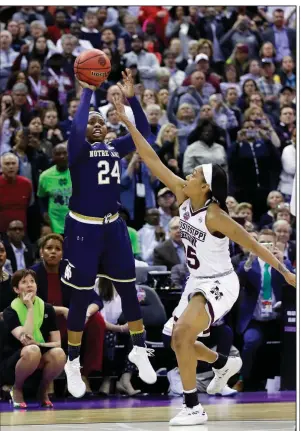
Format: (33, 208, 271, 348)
(172, 270, 240, 337)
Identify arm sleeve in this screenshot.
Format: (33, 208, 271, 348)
(47, 304, 58, 333)
(67, 88, 93, 166)
(3, 308, 21, 332)
(112, 96, 151, 159)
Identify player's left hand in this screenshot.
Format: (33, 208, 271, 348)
(117, 69, 135, 98)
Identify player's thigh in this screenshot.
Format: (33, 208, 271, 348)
(99, 218, 136, 282)
(62, 215, 102, 288)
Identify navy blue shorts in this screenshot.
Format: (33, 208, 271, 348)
(61, 214, 135, 290)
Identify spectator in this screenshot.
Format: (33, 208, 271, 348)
(0, 30, 19, 91)
(28, 116, 53, 159)
(120, 152, 158, 231)
(275, 106, 295, 151)
(236, 203, 253, 223)
(180, 70, 215, 113)
(1, 269, 66, 408)
(183, 119, 228, 176)
(257, 59, 282, 107)
(47, 9, 70, 44)
(145, 104, 162, 146)
(153, 216, 185, 270)
(262, 8, 296, 62)
(123, 34, 160, 90)
(162, 50, 185, 92)
(138, 208, 165, 265)
(4, 220, 34, 273)
(37, 144, 71, 235)
(220, 64, 241, 97)
(12, 7, 46, 24)
(99, 85, 135, 126)
(31, 234, 105, 395)
(259, 191, 284, 229)
(279, 56, 296, 89)
(59, 99, 80, 140)
(272, 220, 296, 266)
(11, 83, 31, 126)
(105, 107, 127, 137)
(57, 22, 93, 56)
(0, 93, 20, 156)
(238, 79, 259, 113)
(155, 124, 180, 175)
(209, 93, 238, 144)
(156, 187, 177, 235)
(0, 241, 14, 313)
(235, 230, 294, 392)
(6, 21, 26, 52)
(184, 53, 220, 93)
(229, 120, 282, 221)
(239, 59, 261, 85)
(278, 127, 296, 200)
(0, 153, 32, 235)
(41, 109, 64, 151)
(226, 196, 239, 217)
(140, 88, 158, 110)
(170, 262, 189, 290)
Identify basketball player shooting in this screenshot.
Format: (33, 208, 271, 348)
(62, 70, 157, 398)
(112, 95, 296, 426)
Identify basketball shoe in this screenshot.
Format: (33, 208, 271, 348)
(207, 356, 242, 395)
(64, 357, 86, 398)
(128, 346, 157, 384)
(169, 404, 208, 426)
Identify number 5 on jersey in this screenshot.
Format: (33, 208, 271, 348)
(185, 245, 200, 270)
(98, 160, 120, 185)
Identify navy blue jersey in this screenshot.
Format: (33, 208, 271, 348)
(67, 89, 150, 218)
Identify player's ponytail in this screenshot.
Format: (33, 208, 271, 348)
(210, 164, 229, 214)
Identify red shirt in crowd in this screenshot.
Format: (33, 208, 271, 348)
(0, 175, 32, 234)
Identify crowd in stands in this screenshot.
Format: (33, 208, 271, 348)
(0, 6, 296, 402)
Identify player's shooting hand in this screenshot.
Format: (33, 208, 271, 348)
(77, 79, 97, 92)
(117, 69, 135, 98)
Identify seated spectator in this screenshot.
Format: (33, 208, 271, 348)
(0, 241, 14, 314)
(0, 30, 19, 91)
(259, 191, 284, 229)
(1, 269, 66, 408)
(123, 34, 160, 90)
(37, 144, 71, 235)
(229, 120, 282, 222)
(236, 203, 253, 223)
(275, 106, 295, 151)
(31, 234, 105, 395)
(59, 98, 80, 140)
(279, 56, 296, 89)
(97, 277, 140, 396)
(120, 152, 158, 231)
(157, 187, 176, 236)
(235, 230, 294, 392)
(183, 119, 228, 177)
(145, 104, 161, 146)
(141, 88, 159, 110)
(4, 220, 34, 273)
(155, 124, 180, 175)
(0, 153, 32, 236)
(99, 85, 135, 126)
(138, 208, 165, 265)
(106, 107, 128, 137)
(272, 220, 296, 266)
(226, 196, 239, 217)
(153, 216, 185, 270)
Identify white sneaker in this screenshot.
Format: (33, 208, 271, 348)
(207, 356, 242, 395)
(169, 404, 208, 426)
(128, 346, 157, 384)
(64, 357, 86, 398)
(167, 368, 183, 396)
(218, 384, 238, 396)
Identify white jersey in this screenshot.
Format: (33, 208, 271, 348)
(179, 199, 233, 277)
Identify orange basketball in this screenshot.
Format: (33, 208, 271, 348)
(74, 49, 111, 86)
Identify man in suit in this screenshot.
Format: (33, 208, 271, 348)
(234, 229, 294, 392)
(153, 217, 185, 270)
(262, 9, 296, 62)
(4, 220, 34, 273)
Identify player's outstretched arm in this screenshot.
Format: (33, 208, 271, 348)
(68, 80, 96, 165)
(206, 205, 296, 287)
(113, 96, 188, 204)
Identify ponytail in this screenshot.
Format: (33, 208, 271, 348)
(211, 164, 229, 214)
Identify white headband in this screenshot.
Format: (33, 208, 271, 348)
(202, 163, 212, 190)
(89, 111, 105, 120)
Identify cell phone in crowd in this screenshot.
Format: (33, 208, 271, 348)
(232, 216, 246, 226)
(254, 119, 261, 125)
(261, 242, 274, 251)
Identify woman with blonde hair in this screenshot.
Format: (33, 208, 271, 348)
(244, 106, 280, 148)
(141, 88, 159, 110)
(155, 123, 180, 175)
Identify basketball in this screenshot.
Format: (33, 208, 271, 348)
(74, 49, 111, 86)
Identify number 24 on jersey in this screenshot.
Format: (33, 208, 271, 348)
(98, 160, 120, 185)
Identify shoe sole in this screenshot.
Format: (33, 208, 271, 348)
(207, 358, 242, 395)
(128, 352, 157, 385)
(169, 412, 208, 426)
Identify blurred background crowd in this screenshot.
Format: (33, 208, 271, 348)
(0, 5, 297, 400)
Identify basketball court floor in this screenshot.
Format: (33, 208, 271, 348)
(0, 391, 296, 430)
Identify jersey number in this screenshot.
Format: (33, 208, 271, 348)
(186, 245, 200, 270)
(98, 160, 120, 185)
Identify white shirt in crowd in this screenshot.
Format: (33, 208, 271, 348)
(99, 103, 135, 126)
(138, 224, 161, 265)
(278, 144, 295, 196)
(10, 243, 26, 270)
